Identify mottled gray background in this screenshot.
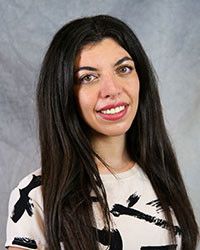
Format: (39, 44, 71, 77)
(0, 0, 199, 248)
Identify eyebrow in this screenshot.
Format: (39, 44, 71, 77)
(75, 56, 133, 74)
(75, 66, 97, 74)
(114, 56, 133, 66)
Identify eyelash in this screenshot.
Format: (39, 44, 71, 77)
(116, 65, 133, 74)
(78, 64, 134, 84)
(79, 74, 97, 84)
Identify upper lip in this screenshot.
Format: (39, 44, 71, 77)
(98, 102, 129, 112)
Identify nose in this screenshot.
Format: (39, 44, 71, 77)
(99, 74, 122, 99)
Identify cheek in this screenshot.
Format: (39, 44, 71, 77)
(76, 88, 96, 116)
(127, 77, 140, 100)
(134, 75, 140, 96)
(135, 81, 140, 100)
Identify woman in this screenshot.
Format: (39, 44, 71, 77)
(6, 15, 198, 250)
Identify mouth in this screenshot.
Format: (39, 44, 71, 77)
(100, 105, 126, 114)
(97, 102, 129, 121)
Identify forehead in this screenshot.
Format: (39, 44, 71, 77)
(75, 38, 131, 67)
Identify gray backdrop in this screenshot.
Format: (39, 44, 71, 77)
(0, 0, 199, 248)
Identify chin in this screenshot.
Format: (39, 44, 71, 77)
(98, 125, 132, 137)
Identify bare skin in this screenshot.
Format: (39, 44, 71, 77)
(92, 132, 135, 174)
(75, 39, 140, 174)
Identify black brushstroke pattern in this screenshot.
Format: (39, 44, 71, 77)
(146, 199, 163, 213)
(95, 227, 123, 250)
(127, 192, 141, 207)
(111, 194, 181, 236)
(11, 174, 42, 223)
(12, 237, 37, 249)
(141, 245, 177, 249)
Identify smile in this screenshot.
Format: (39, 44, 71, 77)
(100, 106, 125, 114)
(97, 103, 129, 121)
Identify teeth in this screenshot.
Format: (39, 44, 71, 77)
(101, 106, 125, 114)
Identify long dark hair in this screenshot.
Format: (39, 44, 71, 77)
(36, 15, 198, 249)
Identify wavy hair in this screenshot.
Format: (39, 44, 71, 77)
(36, 15, 198, 249)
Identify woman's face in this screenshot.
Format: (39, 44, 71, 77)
(74, 38, 140, 137)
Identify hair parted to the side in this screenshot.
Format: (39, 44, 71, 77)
(36, 15, 198, 250)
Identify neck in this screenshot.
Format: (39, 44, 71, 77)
(91, 133, 134, 174)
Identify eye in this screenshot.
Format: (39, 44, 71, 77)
(117, 65, 133, 75)
(79, 74, 97, 84)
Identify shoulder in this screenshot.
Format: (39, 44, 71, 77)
(9, 168, 43, 211)
(17, 168, 42, 188)
(5, 168, 46, 249)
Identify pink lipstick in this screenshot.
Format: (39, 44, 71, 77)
(97, 102, 129, 121)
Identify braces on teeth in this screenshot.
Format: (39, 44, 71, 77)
(100, 106, 125, 114)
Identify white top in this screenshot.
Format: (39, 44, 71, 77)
(5, 164, 181, 249)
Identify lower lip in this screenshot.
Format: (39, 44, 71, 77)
(97, 106, 128, 121)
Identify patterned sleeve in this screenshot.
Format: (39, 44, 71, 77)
(5, 171, 47, 250)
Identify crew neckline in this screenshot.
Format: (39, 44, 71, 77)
(100, 163, 139, 182)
